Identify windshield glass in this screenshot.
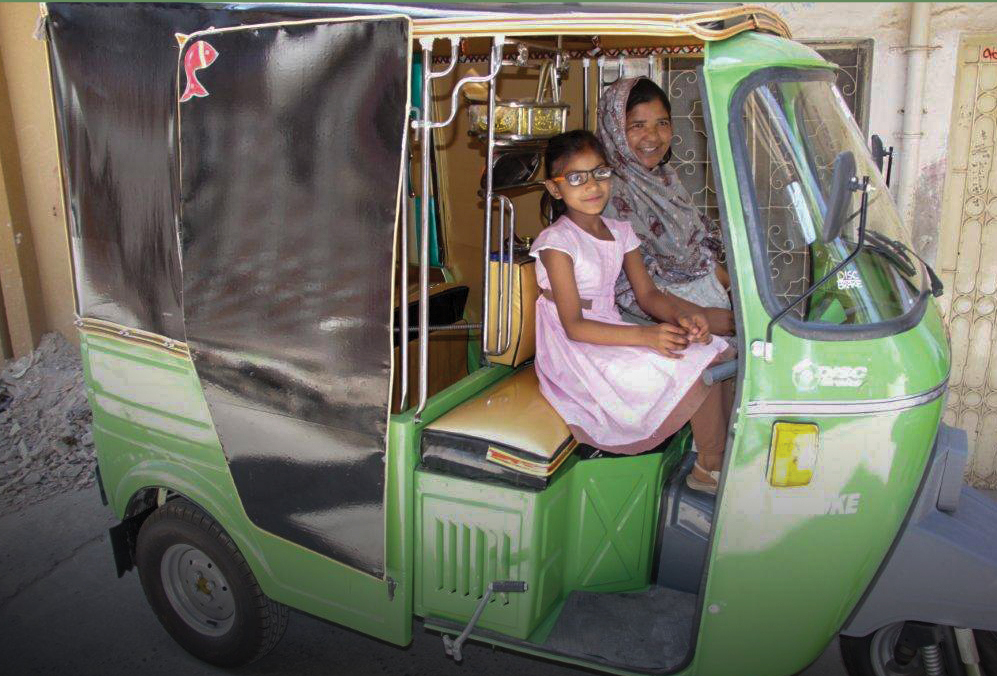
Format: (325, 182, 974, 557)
(739, 74, 925, 328)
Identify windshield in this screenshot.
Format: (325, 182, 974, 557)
(738, 73, 926, 329)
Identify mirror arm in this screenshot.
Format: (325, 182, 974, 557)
(763, 176, 870, 354)
(883, 146, 895, 188)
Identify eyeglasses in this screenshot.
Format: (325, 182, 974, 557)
(552, 166, 614, 187)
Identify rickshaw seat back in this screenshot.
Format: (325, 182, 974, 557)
(485, 254, 538, 367)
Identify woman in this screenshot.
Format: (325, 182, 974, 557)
(597, 77, 734, 337)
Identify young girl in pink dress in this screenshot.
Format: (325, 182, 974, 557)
(531, 130, 732, 493)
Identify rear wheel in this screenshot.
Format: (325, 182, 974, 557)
(136, 498, 287, 667)
(841, 623, 927, 676)
(842, 624, 997, 676)
(975, 630, 997, 672)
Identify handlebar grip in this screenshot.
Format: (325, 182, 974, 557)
(702, 360, 737, 386)
(490, 581, 528, 594)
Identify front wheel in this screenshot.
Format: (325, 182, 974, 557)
(136, 498, 288, 667)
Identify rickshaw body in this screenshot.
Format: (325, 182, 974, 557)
(42, 3, 996, 675)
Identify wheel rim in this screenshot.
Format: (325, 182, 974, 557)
(869, 623, 925, 676)
(160, 544, 236, 637)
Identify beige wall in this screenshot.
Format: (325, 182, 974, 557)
(764, 1, 997, 265)
(0, 2, 75, 360)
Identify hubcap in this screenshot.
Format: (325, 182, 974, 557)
(160, 544, 235, 637)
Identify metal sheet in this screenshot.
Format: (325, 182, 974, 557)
(45, 3, 366, 338)
(177, 17, 409, 576)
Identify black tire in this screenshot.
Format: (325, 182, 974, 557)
(841, 634, 881, 676)
(975, 630, 997, 673)
(136, 498, 288, 667)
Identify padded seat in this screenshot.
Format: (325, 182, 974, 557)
(420, 366, 576, 489)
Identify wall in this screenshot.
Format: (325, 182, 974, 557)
(0, 2, 75, 359)
(765, 2, 997, 264)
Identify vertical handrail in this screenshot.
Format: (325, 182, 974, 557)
(484, 193, 516, 356)
(412, 36, 504, 415)
(415, 39, 435, 420)
(596, 57, 604, 108)
(493, 195, 506, 353)
(398, 108, 413, 412)
(582, 57, 591, 130)
(480, 37, 502, 356)
(499, 195, 515, 354)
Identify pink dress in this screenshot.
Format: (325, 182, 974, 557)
(530, 216, 726, 454)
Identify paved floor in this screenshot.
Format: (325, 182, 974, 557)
(0, 488, 849, 676)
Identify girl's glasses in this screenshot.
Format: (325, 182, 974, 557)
(552, 166, 614, 187)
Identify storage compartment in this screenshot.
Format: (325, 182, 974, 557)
(414, 448, 682, 639)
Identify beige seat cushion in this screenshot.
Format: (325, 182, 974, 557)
(421, 366, 575, 487)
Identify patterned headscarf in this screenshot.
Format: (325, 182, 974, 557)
(597, 77, 716, 293)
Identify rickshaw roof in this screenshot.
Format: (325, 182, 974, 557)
(219, 2, 791, 40)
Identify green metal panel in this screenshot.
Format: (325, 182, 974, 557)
(413, 446, 678, 640)
(83, 330, 509, 648)
(414, 459, 574, 638)
(563, 452, 673, 592)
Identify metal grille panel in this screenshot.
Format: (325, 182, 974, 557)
(938, 35, 997, 489)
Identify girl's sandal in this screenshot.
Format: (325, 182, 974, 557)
(685, 462, 720, 495)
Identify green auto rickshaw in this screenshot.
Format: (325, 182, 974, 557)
(42, 2, 997, 675)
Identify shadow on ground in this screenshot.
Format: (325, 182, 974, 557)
(0, 488, 850, 676)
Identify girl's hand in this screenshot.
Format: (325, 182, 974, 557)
(642, 323, 689, 358)
(703, 307, 734, 336)
(676, 312, 712, 345)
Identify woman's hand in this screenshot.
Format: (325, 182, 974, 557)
(703, 307, 734, 336)
(715, 263, 731, 291)
(641, 323, 689, 358)
(675, 311, 712, 345)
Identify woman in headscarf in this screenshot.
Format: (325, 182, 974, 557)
(597, 77, 734, 336)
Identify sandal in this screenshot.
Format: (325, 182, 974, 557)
(685, 461, 720, 495)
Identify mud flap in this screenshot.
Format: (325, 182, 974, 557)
(108, 506, 155, 578)
(842, 424, 997, 636)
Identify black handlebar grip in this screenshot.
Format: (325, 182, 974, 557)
(490, 581, 528, 593)
(702, 360, 737, 386)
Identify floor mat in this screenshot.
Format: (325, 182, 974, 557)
(542, 586, 697, 670)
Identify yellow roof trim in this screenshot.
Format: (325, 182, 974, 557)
(411, 5, 790, 41)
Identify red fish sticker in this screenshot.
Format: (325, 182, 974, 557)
(180, 40, 218, 103)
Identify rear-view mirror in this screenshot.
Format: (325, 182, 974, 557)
(870, 134, 885, 172)
(821, 150, 856, 244)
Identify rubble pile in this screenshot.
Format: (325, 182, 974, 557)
(0, 333, 94, 516)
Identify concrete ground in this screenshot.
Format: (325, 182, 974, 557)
(0, 488, 849, 676)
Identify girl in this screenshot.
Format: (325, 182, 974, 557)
(531, 130, 732, 494)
